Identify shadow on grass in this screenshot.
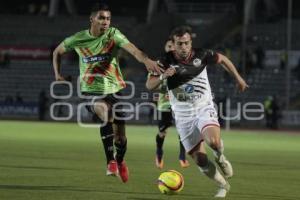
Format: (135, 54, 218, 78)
(0, 184, 210, 199)
(0, 164, 76, 171)
(0, 185, 75, 191)
(233, 192, 299, 200)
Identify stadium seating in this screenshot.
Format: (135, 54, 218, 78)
(1, 5, 300, 125)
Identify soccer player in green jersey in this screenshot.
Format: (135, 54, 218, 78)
(147, 39, 190, 169)
(52, 4, 162, 183)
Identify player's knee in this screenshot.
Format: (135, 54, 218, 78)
(94, 102, 111, 122)
(115, 135, 127, 144)
(209, 137, 222, 151)
(95, 113, 107, 122)
(158, 131, 167, 138)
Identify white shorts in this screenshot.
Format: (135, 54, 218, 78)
(173, 104, 220, 153)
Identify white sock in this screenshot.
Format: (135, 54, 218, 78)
(198, 160, 227, 186)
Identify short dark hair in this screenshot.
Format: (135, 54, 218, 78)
(170, 25, 192, 40)
(165, 35, 173, 44)
(90, 3, 110, 16)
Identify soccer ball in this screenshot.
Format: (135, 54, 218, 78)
(157, 170, 184, 195)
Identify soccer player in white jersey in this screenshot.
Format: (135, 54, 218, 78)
(146, 26, 248, 198)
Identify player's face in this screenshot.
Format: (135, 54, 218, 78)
(173, 33, 192, 59)
(165, 40, 174, 53)
(91, 11, 111, 32)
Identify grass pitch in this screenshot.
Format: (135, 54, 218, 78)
(0, 121, 299, 200)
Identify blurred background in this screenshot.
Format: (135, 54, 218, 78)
(0, 0, 299, 130)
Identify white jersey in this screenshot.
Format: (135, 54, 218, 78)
(157, 48, 221, 152)
(168, 67, 214, 114)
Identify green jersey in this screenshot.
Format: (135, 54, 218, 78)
(157, 80, 171, 112)
(63, 27, 129, 94)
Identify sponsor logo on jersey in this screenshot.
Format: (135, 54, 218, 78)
(193, 58, 202, 67)
(82, 53, 110, 63)
(184, 84, 194, 93)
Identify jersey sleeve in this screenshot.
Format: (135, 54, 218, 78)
(112, 28, 130, 47)
(63, 34, 77, 52)
(203, 49, 220, 65)
(158, 53, 171, 69)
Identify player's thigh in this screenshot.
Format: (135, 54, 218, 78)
(202, 126, 221, 148)
(196, 104, 220, 147)
(93, 100, 112, 122)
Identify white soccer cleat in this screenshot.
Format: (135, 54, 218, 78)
(214, 188, 227, 198)
(214, 182, 230, 198)
(215, 155, 233, 178)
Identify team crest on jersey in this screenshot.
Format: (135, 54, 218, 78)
(193, 58, 202, 67)
(184, 84, 194, 93)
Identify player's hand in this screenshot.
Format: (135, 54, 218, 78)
(145, 59, 164, 75)
(162, 67, 176, 79)
(55, 74, 65, 81)
(236, 77, 249, 92)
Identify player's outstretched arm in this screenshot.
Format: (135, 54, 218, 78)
(122, 42, 164, 75)
(218, 53, 249, 92)
(53, 42, 67, 81)
(146, 68, 176, 90)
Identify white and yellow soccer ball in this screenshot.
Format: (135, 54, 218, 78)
(157, 170, 184, 195)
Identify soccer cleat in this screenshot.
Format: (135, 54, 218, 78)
(106, 160, 118, 176)
(155, 156, 164, 169)
(214, 182, 230, 198)
(117, 161, 129, 183)
(179, 159, 190, 168)
(215, 155, 233, 178)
